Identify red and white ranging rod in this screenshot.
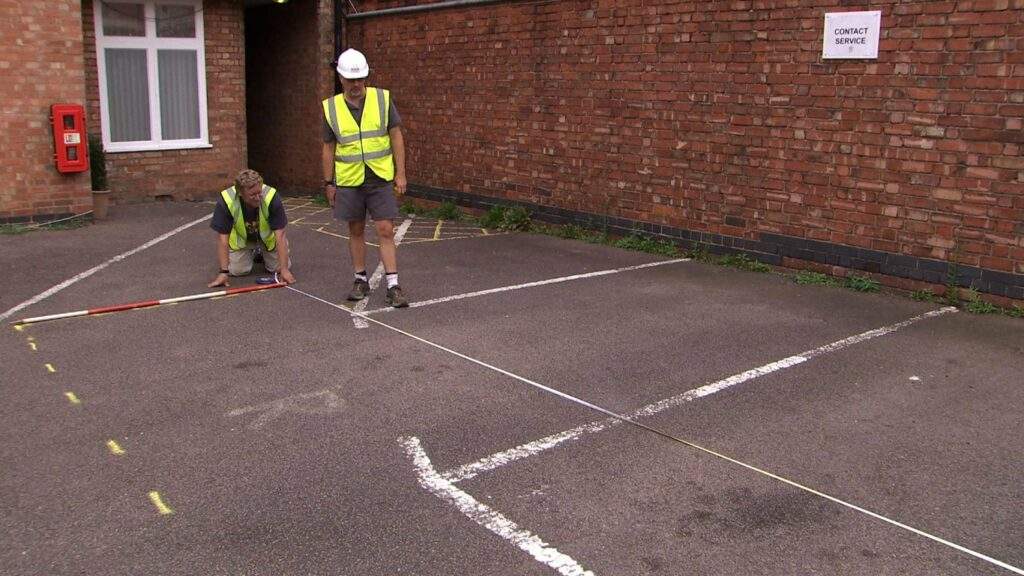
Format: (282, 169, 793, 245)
(11, 283, 285, 326)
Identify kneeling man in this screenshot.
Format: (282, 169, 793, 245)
(208, 169, 295, 287)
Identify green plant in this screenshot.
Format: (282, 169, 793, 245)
(479, 205, 505, 229)
(433, 200, 463, 221)
(88, 134, 108, 191)
(399, 200, 424, 216)
(502, 205, 532, 231)
(0, 223, 31, 235)
(613, 234, 679, 257)
(41, 218, 91, 231)
(311, 193, 330, 207)
(944, 285, 961, 307)
(845, 274, 881, 293)
(719, 253, 771, 273)
(910, 289, 936, 302)
(1007, 305, 1024, 318)
(687, 244, 713, 263)
(546, 223, 606, 243)
(476, 204, 531, 231)
(0, 214, 91, 235)
(963, 289, 1000, 314)
(795, 271, 839, 286)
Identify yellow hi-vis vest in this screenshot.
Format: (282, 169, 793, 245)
(221, 184, 277, 251)
(322, 87, 394, 187)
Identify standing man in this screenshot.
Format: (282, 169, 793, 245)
(322, 48, 409, 308)
(208, 169, 295, 287)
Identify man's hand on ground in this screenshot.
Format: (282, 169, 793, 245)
(208, 273, 229, 288)
(278, 268, 296, 285)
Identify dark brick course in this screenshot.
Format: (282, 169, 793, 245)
(411, 184, 1023, 300)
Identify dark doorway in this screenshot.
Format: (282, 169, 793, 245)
(244, 0, 323, 195)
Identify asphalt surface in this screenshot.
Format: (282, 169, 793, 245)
(1, 200, 1021, 575)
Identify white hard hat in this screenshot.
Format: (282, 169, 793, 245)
(336, 48, 369, 79)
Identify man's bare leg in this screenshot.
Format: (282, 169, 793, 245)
(348, 219, 367, 272)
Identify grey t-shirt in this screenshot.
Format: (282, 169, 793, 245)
(323, 93, 402, 187)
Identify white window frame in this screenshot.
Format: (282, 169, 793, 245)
(93, 0, 211, 152)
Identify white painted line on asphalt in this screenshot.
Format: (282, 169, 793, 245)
(441, 306, 958, 483)
(362, 258, 692, 317)
(353, 218, 412, 329)
(400, 436, 594, 576)
(0, 214, 209, 322)
(293, 288, 1013, 574)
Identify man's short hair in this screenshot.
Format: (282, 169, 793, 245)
(234, 169, 262, 191)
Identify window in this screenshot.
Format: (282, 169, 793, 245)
(94, 1, 209, 152)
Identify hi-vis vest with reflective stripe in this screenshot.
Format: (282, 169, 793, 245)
(322, 87, 394, 187)
(221, 185, 277, 251)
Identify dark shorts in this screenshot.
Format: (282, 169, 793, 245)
(334, 181, 399, 222)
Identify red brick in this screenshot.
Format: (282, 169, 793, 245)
(0, 0, 91, 220)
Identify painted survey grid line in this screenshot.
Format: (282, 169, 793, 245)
(313, 226, 380, 247)
(441, 306, 959, 483)
(280, 200, 314, 211)
(362, 258, 692, 317)
(401, 233, 511, 245)
(289, 206, 331, 225)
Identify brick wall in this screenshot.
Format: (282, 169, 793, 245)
(343, 0, 1024, 300)
(82, 0, 247, 203)
(0, 0, 92, 222)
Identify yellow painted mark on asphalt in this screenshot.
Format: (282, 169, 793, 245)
(64, 392, 81, 405)
(14, 324, 24, 332)
(433, 219, 443, 240)
(314, 226, 379, 247)
(29, 342, 37, 351)
(106, 440, 125, 455)
(148, 491, 174, 515)
(45, 363, 56, 373)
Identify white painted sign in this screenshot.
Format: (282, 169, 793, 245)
(823, 11, 881, 59)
